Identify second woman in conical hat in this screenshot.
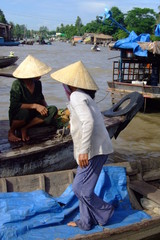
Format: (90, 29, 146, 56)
(8, 55, 58, 142)
(51, 61, 114, 230)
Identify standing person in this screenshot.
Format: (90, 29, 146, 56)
(51, 61, 114, 231)
(8, 55, 58, 142)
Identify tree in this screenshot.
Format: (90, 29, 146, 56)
(0, 9, 7, 23)
(65, 24, 77, 39)
(109, 7, 125, 34)
(75, 16, 83, 35)
(82, 7, 125, 40)
(156, 5, 160, 23)
(125, 8, 157, 35)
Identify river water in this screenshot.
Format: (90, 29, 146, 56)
(0, 42, 160, 162)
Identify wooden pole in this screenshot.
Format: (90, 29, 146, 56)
(0, 73, 15, 78)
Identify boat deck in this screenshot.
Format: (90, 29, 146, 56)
(0, 116, 125, 157)
(0, 162, 160, 240)
(0, 116, 126, 177)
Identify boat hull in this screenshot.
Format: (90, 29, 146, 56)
(0, 116, 125, 178)
(0, 161, 160, 240)
(0, 56, 19, 68)
(0, 41, 20, 46)
(0, 92, 144, 178)
(107, 81, 160, 112)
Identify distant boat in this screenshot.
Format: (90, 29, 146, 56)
(0, 37, 20, 46)
(91, 45, 100, 51)
(0, 56, 18, 68)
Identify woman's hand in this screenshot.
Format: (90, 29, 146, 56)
(35, 104, 48, 116)
(79, 153, 89, 168)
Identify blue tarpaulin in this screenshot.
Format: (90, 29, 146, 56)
(0, 166, 151, 240)
(155, 24, 160, 36)
(113, 31, 150, 57)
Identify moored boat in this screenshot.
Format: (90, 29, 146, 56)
(0, 55, 19, 68)
(91, 44, 100, 51)
(0, 160, 160, 239)
(0, 37, 20, 46)
(0, 92, 144, 178)
(107, 37, 160, 113)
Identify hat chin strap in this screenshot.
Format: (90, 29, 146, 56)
(63, 84, 72, 100)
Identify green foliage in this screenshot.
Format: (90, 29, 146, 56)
(75, 16, 83, 35)
(63, 24, 77, 39)
(12, 24, 27, 39)
(113, 29, 128, 40)
(110, 6, 126, 34)
(150, 35, 160, 41)
(83, 20, 102, 34)
(125, 8, 157, 35)
(0, 9, 7, 23)
(1, 7, 160, 40)
(39, 26, 49, 39)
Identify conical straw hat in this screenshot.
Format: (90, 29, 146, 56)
(51, 61, 98, 90)
(13, 55, 52, 79)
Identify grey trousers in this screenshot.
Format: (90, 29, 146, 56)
(72, 155, 114, 230)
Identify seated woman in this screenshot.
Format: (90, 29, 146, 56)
(8, 55, 58, 142)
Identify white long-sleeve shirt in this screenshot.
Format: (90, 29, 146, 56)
(68, 89, 113, 165)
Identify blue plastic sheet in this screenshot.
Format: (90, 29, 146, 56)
(0, 166, 151, 240)
(113, 31, 150, 57)
(155, 24, 160, 36)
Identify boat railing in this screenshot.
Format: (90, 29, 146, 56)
(113, 60, 152, 84)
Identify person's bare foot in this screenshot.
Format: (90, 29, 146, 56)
(21, 128, 30, 141)
(67, 221, 77, 227)
(8, 130, 21, 142)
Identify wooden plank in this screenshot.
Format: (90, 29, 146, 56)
(7, 175, 41, 192)
(129, 180, 160, 205)
(143, 169, 160, 181)
(44, 170, 74, 196)
(39, 174, 45, 191)
(126, 176, 143, 210)
(0, 169, 76, 196)
(70, 217, 160, 240)
(0, 178, 7, 192)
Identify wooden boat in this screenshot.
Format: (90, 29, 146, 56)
(0, 160, 160, 240)
(0, 56, 19, 68)
(0, 92, 144, 178)
(0, 116, 126, 178)
(91, 45, 100, 51)
(107, 41, 160, 112)
(20, 39, 34, 45)
(0, 37, 20, 46)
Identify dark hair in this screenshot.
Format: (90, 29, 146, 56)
(80, 88, 96, 99)
(67, 85, 96, 99)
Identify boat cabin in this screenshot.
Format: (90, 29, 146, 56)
(113, 49, 160, 86)
(0, 23, 12, 41)
(108, 42, 160, 112)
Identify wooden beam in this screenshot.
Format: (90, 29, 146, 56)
(0, 73, 15, 78)
(129, 180, 160, 205)
(143, 169, 160, 181)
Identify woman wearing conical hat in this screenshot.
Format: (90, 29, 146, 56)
(51, 61, 114, 231)
(8, 55, 58, 142)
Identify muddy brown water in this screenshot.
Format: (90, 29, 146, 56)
(0, 42, 159, 162)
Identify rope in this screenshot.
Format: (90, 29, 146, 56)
(96, 91, 110, 104)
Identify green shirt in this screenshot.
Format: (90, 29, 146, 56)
(9, 79, 45, 122)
